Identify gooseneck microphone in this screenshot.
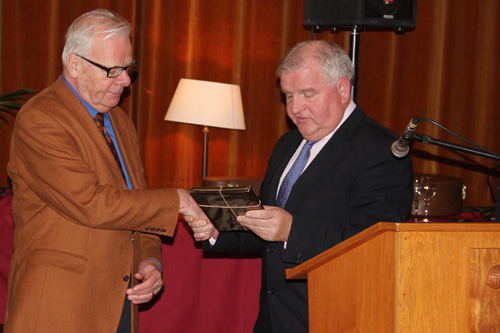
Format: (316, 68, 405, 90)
(391, 118, 420, 158)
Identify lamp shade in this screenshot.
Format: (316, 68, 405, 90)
(164, 78, 245, 130)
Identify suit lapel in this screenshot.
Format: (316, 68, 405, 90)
(283, 133, 351, 211)
(282, 107, 364, 211)
(54, 77, 128, 188)
(108, 110, 140, 189)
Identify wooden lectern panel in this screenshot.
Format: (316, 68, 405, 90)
(308, 231, 397, 332)
(287, 223, 500, 332)
(470, 249, 500, 331)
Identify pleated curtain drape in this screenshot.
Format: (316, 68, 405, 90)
(1, 0, 499, 206)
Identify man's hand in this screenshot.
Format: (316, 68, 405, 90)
(178, 189, 218, 241)
(177, 189, 209, 221)
(237, 205, 293, 242)
(126, 259, 163, 304)
(185, 217, 219, 241)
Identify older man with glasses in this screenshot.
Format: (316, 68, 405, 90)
(5, 8, 207, 333)
(75, 54, 137, 78)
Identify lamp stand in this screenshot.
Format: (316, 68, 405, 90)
(202, 126, 209, 179)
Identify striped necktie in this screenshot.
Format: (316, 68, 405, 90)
(93, 113, 125, 179)
(276, 140, 316, 208)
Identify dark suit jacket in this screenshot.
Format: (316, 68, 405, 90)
(206, 106, 413, 333)
(5, 77, 180, 332)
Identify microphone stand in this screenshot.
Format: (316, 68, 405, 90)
(413, 134, 500, 161)
(413, 133, 500, 221)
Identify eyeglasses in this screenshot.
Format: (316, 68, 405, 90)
(76, 55, 137, 78)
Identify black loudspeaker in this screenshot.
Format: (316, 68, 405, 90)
(304, 0, 417, 31)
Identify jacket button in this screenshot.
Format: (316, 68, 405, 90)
(161, 229, 166, 233)
(145, 227, 151, 231)
(267, 247, 274, 253)
(123, 275, 130, 282)
(268, 288, 275, 295)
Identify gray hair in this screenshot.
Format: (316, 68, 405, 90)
(62, 9, 131, 68)
(276, 40, 354, 85)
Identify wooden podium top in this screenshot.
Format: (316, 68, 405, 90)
(286, 222, 500, 280)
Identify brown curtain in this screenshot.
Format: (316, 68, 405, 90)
(1, 1, 499, 205)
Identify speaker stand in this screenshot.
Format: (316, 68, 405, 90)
(349, 26, 360, 102)
(311, 26, 360, 100)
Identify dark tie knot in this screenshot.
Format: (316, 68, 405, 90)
(304, 140, 317, 149)
(93, 113, 105, 126)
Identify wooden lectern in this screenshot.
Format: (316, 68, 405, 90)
(286, 222, 500, 332)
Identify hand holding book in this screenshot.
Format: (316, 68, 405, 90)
(190, 186, 263, 231)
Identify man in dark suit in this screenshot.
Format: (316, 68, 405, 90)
(187, 40, 413, 332)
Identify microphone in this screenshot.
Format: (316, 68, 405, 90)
(391, 118, 420, 158)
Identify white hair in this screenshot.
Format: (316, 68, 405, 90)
(62, 9, 131, 69)
(276, 40, 354, 85)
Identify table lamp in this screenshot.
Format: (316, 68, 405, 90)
(164, 78, 245, 178)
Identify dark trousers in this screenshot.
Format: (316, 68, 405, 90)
(117, 280, 131, 333)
